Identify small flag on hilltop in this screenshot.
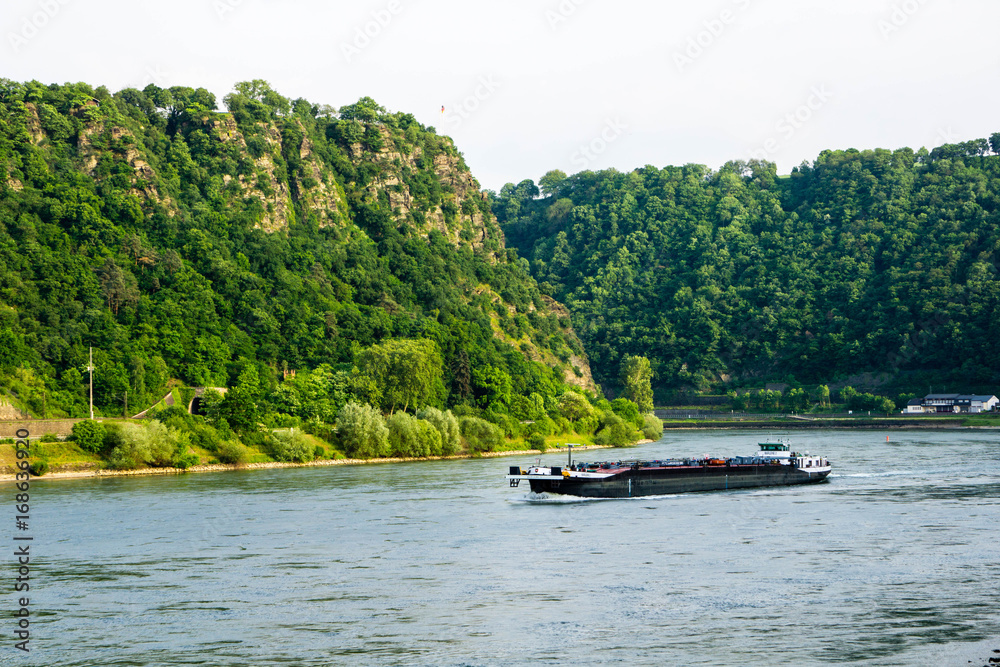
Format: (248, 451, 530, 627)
(441, 105, 445, 114)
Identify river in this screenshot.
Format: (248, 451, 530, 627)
(9, 429, 1000, 666)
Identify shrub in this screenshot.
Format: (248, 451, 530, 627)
(388, 412, 442, 457)
(610, 398, 641, 425)
(558, 391, 593, 421)
(642, 413, 663, 440)
(71, 420, 106, 454)
(417, 407, 460, 455)
(487, 412, 522, 438)
(174, 452, 200, 469)
(528, 433, 547, 452)
(29, 461, 49, 476)
(459, 416, 503, 452)
(573, 415, 599, 435)
(187, 421, 225, 453)
(39, 432, 59, 443)
(593, 410, 638, 447)
(217, 439, 251, 465)
(106, 420, 185, 470)
(267, 429, 314, 463)
(313, 444, 326, 460)
(336, 402, 389, 458)
(529, 415, 556, 437)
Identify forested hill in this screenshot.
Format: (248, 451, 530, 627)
(495, 141, 1000, 397)
(0, 80, 594, 418)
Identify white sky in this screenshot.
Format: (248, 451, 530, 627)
(3, 0, 998, 191)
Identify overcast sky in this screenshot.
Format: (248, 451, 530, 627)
(3, 0, 998, 191)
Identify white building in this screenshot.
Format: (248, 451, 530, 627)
(911, 394, 999, 414)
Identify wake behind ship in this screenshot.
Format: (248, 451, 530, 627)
(506, 441, 831, 498)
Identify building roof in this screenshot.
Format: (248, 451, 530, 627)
(907, 398, 924, 405)
(922, 393, 998, 403)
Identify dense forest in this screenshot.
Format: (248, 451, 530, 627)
(0, 79, 599, 434)
(495, 140, 1000, 400)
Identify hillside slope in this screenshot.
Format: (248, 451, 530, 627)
(0, 80, 594, 417)
(496, 143, 1000, 396)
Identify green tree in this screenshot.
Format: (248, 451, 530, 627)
(220, 362, 262, 432)
(336, 401, 389, 458)
(417, 406, 460, 455)
(558, 390, 594, 421)
(642, 413, 663, 440)
(352, 339, 445, 414)
(71, 420, 106, 454)
(538, 169, 567, 197)
(814, 385, 831, 408)
(472, 365, 512, 413)
(387, 411, 442, 457)
(619, 355, 654, 412)
(459, 416, 503, 452)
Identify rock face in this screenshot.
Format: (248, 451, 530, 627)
(77, 120, 178, 215)
(204, 115, 297, 233)
(347, 125, 501, 253)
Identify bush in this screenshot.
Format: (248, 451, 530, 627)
(39, 432, 59, 443)
(417, 407, 460, 455)
(528, 433, 547, 452)
(593, 410, 638, 447)
(71, 420, 106, 454)
(106, 421, 186, 470)
(313, 444, 326, 460)
(174, 452, 200, 469)
(459, 416, 503, 452)
(388, 412, 442, 457)
(187, 421, 226, 453)
(336, 402, 389, 458)
(267, 429, 314, 463)
(487, 412, 522, 438)
(29, 461, 49, 476)
(217, 439, 251, 465)
(642, 413, 663, 440)
(529, 415, 556, 437)
(573, 415, 599, 435)
(610, 398, 640, 425)
(558, 391, 593, 421)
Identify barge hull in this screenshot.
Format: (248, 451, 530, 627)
(526, 466, 830, 498)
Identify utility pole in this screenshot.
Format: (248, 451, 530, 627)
(87, 346, 94, 420)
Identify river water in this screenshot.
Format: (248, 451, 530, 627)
(10, 429, 1000, 666)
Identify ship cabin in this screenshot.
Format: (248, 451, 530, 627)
(757, 440, 829, 471)
(757, 441, 792, 459)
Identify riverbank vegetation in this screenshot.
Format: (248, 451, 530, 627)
(495, 142, 1000, 400)
(5, 380, 660, 473)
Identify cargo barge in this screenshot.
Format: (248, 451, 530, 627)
(506, 440, 831, 498)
